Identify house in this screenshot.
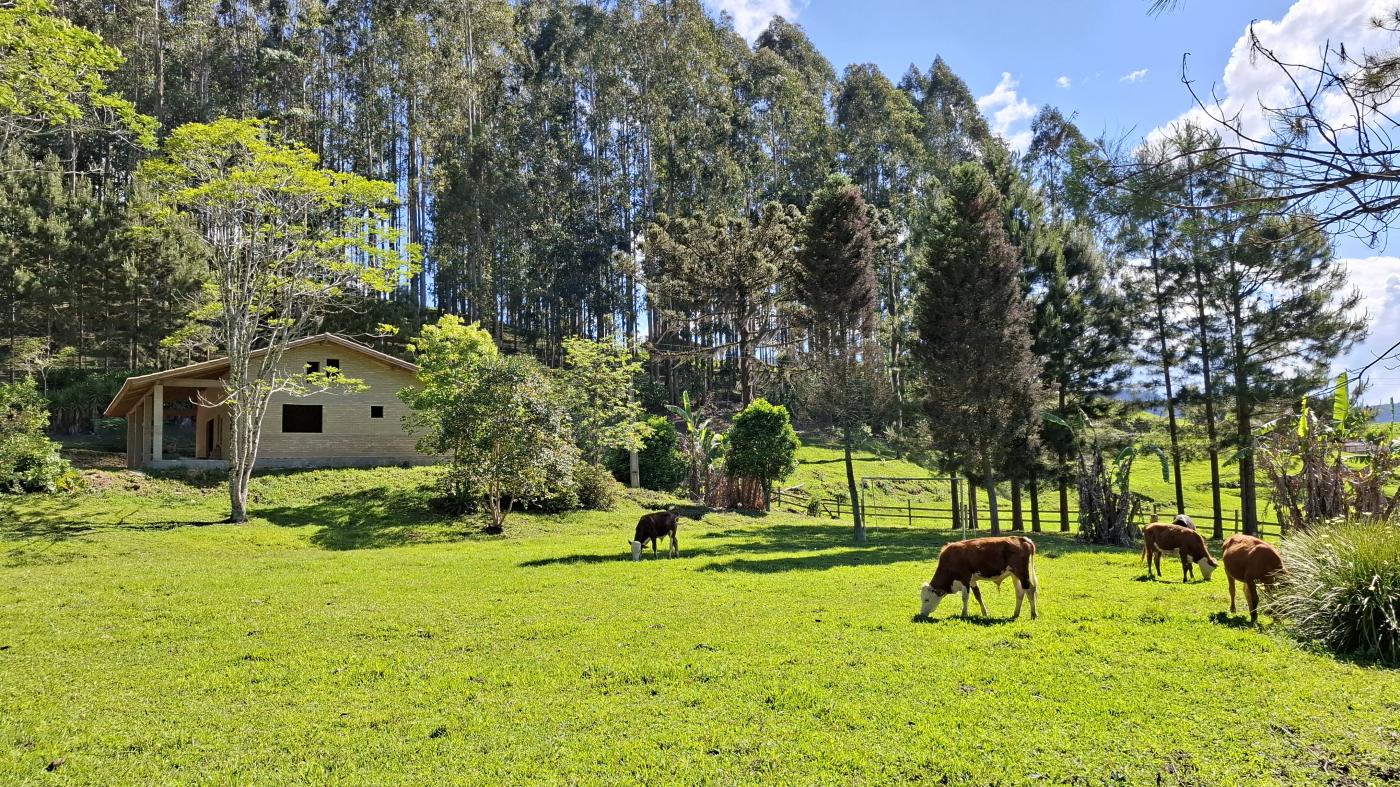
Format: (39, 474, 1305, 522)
(104, 334, 430, 470)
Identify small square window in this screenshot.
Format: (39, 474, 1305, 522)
(326, 358, 340, 371)
(371, 406, 384, 419)
(305, 361, 320, 376)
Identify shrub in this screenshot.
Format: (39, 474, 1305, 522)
(574, 462, 621, 511)
(1271, 521, 1400, 665)
(724, 398, 800, 508)
(1, 379, 79, 494)
(605, 415, 686, 492)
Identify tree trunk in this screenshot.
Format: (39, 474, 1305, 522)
(1191, 269, 1225, 539)
(1010, 477, 1023, 531)
(1149, 243, 1187, 513)
(845, 424, 865, 543)
(950, 474, 961, 531)
(967, 475, 978, 531)
(1058, 386, 1070, 532)
(1029, 469, 1041, 532)
(1229, 311, 1259, 536)
(984, 461, 1000, 534)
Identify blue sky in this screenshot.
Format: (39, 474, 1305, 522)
(710, 0, 1400, 405)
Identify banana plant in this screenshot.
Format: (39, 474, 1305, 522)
(667, 392, 724, 499)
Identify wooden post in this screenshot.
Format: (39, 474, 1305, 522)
(628, 449, 640, 488)
(151, 384, 164, 462)
(1233, 509, 1240, 534)
(907, 499, 912, 527)
(835, 500, 842, 520)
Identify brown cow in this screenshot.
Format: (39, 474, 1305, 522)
(1222, 534, 1284, 624)
(629, 511, 678, 561)
(918, 536, 1038, 620)
(1142, 523, 1217, 583)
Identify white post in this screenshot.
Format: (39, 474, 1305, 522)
(629, 449, 641, 489)
(151, 384, 164, 462)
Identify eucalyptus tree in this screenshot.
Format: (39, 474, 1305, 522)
(137, 118, 416, 522)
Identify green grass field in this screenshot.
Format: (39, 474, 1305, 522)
(3, 450, 1399, 785)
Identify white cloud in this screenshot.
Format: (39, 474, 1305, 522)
(1057, 75, 1072, 89)
(1335, 256, 1400, 406)
(1120, 68, 1150, 83)
(977, 72, 1038, 152)
(708, 0, 800, 41)
(1152, 0, 1392, 143)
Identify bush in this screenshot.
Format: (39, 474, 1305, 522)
(605, 415, 686, 492)
(1271, 521, 1400, 665)
(1, 379, 79, 494)
(574, 462, 621, 511)
(725, 398, 800, 506)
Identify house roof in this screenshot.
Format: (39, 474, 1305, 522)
(103, 333, 417, 417)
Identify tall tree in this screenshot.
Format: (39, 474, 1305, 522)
(137, 118, 415, 522)
(795, 174, 879, 542)
(913, 162, 1042, 533)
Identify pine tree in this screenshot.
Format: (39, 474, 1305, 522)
(795, 174, 879, 542)
(913, 163, 1041, 534)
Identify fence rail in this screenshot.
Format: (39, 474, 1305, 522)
(773, 487, 1286, 542)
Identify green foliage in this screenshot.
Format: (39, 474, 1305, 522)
(572, 462, 621, 512)
(402, 338, 578, 531)
(725, 398, 800, 498)
(5, 470, 1399, 783)
(1272, 522, 1400, 665)
(0, 378, 77, 493)
(605, 415, 686, 493)
(0, 0, 155, 149)
(557, 337, 652, 462)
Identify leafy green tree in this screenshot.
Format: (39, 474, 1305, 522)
(0, 0, 153, 152)
(557, 336, 652, 464)
(796, 173, 880, 541)
(725, 397, 800, 511)
(403, 348, 578, 533)
(913, 162, 1042, 534)
(137, 118, 416, 522)
(605, 415, 686, 493)
(0, 377, 75, 493)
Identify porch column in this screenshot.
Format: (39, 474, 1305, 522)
(151, 384, 164, 462)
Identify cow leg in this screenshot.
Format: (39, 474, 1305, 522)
(1246, 582, 1260, 625)
(669, 531, 678, 558)
(971, 584, 988, 617)
(960, 586, 970, 618)
(1180, 554, 1191, 584)
(1153, 551, 1162, 578)
(1028, 584, 1038, 620)
(1228, 576, 1237, 614)
(1011, 578, 1024, 620)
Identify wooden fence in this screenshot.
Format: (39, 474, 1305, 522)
(773, 487, 1287, 542)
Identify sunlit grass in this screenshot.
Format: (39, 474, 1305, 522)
(2, 460, 1398, 784)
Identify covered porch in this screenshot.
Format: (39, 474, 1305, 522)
(106, 367, 231, 470)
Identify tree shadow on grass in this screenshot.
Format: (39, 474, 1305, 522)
(2, 506, 226, 567)
(257, 486, 471, 550)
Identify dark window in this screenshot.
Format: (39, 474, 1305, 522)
(371, 406, 384, 419)
(326, 358, 340, 371)
(305, 361, 320, 376)
(282, 404, 323, 433)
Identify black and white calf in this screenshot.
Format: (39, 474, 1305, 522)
(630, 511, 679, 561)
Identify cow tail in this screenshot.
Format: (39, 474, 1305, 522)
(1022, 537, 1038, 589)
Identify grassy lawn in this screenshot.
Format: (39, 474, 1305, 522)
(2, 458, 1398, 784)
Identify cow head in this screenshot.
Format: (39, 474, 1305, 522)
(918, 582, 945, 617)
(629, 540, 643, 562)
(1196, 555, 1217, 580)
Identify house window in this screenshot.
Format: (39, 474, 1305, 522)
(370, 405, 384, 419)
(305, 361, 320, 377)
(282, 404, 323, 433)
(326, 358, 340, 371)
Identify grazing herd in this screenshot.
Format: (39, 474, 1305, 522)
(625, 510, 1285, 625)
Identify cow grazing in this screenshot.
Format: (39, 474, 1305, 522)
(1142, 522, 1217, 583)
(630, 511, 678, 561)
(1222, 534, 1284, 624)
(918, 536, 1038, 620)
(1172, 514, 1196, 530)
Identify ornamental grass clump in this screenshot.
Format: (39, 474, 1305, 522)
(1271, 521, 1400, 665)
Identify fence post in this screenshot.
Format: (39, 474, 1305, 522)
(836, 500, 842, 520)
(1233, 509, 1240, 534)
